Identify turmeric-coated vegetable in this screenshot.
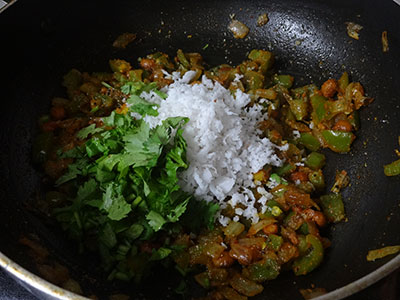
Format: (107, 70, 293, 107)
(292, 234, 323, 275)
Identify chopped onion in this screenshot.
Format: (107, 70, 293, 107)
(345, 22, 363, 40)
(228, 20, 249, 39)
(230, 273, 264, 297)
(382, 30, 389, 52)
(367, 245, 400, 261)
(238, 237, 265, 248)
(247, 218, 276, 236)
(223, 221, 245, 238)
(204, 242, 226, 259)
(257, 13, 269, 27)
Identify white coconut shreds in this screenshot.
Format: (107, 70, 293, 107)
(140, 71, 288, 225)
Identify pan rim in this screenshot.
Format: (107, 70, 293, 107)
(0, 249, 399, 299)
(0, 251, 87, 300)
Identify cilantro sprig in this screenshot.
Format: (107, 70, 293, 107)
(57, 111, 190, 226)
(52, 69, 218, 282)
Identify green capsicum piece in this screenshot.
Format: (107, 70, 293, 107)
(292, 234, 323, 275)
(194, 272, 210, 289)
(128, 69, 144, 82)
(308, 170, 325, 190)
(266, 199, 281, 209)
(273, 74, 294, 89)
(266, 234, 283, 251)
(244, 257, 280, 282)
(310, 94, 328, 123)
(244, 71, 265, 90)
(298, 222, 309, 235)
(384, 159, 400, 176)
(297, 235, 308, 256)
(291, 84, 318, 99)
(177, 49, 190, 69)
(248, 49, 274, 74)
(109, 59, 131, 73)
(338, 71, 349, 92)
(298, 132, 321, 151)
(261, 200, 281, 218)
(320, 193, 345, 222)
(348, 111, 360, 130)
(321, 130, 355, 153)
(288, 98, 309, 121)
(283, 211, 295, 227)
(305, 152, 326, 170)
(274, 163, 295, 176)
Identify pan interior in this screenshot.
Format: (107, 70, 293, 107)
(0, 0, 399, 299)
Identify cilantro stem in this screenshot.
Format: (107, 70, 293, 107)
(101, 81, 113, 89)
(74, 211, 83, 229)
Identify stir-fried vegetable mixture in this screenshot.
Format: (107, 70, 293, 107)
(34, 49, 372, 299)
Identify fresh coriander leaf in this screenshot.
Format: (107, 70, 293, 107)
(101, 81, 112, 89)
(107, 196, 131, 221)
(55, 156, 92, 185)
(152, 117, 189, 146)
(120, 81, 144, 95)
(163, 116, 189, 128)
(123, 224, 144, 241)
(55, 163, 81, 185)
(76, 178, 98, 201)
(116, 166, 129, 181)
(181, 199, 219, 232)
(90, 106, 99, 113)
(157, 126, 188, 191)
(76, 124, 104, 140)
(101, 184, 131, 221)
(98, 242, 114, 271)
(142, 82, 158, 92)
(103, 111, 116, 126)
(99, 223, 117, 249)
(133, 167, 151, 196)
(139, 219, 155, 240)
(167, 196, 190, 223)
(99, 154, 123, 172)
(120, 84, 131, 95)
(96, 168, 115, 183)
(85, 138, 108, 157)
(123, 120, 150, 152)
(120, 121, 161, 168)
(201, 201, 220, 229)
(117, 152, 155, 170)
(86, 199, 103, 208)
(127, 94, 159, 116)
(102, 111, 131, 128)
(153, 89, 168, 99)
(146, 210, 166, 231)
(60, 146, 85, 159)
(149, 247, 172, 261)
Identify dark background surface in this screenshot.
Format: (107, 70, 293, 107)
(0, 0, 400, 299)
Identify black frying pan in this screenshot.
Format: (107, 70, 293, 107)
(0, 0, 399, 299)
